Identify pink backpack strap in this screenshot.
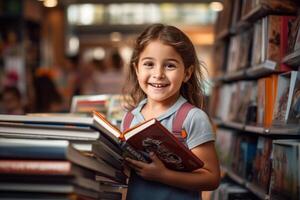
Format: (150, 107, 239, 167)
(172, 102, 195, 141)
(123, 111, 134, 131)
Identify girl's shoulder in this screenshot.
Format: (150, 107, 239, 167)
(183, 107, 211, 126)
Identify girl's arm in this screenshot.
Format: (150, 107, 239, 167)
(125, 141, 220, 191)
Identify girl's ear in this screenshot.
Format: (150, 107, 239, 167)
(133, 62, 139, 75)
(184, 65, 194, 82)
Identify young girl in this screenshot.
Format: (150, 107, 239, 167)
(121, 23, 220, 200)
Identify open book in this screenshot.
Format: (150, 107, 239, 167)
(93, 111, 204, 172)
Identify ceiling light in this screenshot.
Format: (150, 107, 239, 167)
(44, 0, 57, 8)
(209, 2, 223, 12)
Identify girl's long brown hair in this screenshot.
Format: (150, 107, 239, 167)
(122, 23, 207, 110)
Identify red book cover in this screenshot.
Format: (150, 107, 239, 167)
(279, 15, 295, 71)
(122, 119, 204, 172)
(92, 111, 204, 172)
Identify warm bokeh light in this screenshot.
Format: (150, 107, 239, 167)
(110, 32, 122, 42)
(43, 0, 57, 8)
(209, 2, 223, 12)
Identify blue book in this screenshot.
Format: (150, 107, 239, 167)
(0, 138, 122, 181)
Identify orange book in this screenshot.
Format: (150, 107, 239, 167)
(93, 111, 204, 172)
(265, 74, 278, 127)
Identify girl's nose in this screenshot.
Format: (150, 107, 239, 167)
(153, 67, 165, 79)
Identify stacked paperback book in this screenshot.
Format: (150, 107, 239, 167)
(0, 113, 127, 200)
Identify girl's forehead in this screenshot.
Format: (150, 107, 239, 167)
(140, 41, 179, 57)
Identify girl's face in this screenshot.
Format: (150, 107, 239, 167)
(135, 40, 192, 105)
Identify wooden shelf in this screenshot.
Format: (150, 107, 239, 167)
(221, 166, 269, 200)
(223, 70, 247, 82)
(246, 182, 269, 200)
(244, 125, 265, 134)
(215, 28, 233, 41)
(214, 119, 300, 136)
(246, 61, 277, 79)
(226, 169, 245, 185)
(222, 121, 244, 130)
(210, 76, 225, 85)
(266, 124, 300, 136)
(217, 60, 280, 83)
(241, 3, 297, 23)
(241, 4, 266, 23)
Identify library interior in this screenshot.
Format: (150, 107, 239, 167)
(0, 0, 300, 200)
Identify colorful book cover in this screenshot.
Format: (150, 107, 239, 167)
(122, 118, 204, 172)
(287, 72, 300, 124)
(215, 129, 236, 169)
(252, 136, 272, 193)
(270, 140, 300, 200)
(272, 71, 298, 125)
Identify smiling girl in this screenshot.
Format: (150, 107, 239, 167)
(121, 23, 220, 200)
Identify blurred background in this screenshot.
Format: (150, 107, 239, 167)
(1, 1, 300, 200)
(0, 0, 222, 114)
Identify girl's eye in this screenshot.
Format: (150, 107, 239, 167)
(143, 61, 154, 68)
(165, 63, 176, 70)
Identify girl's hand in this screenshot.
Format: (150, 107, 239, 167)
(125, 152, 167, 181)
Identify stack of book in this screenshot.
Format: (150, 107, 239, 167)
(0, 110, 205, 199)
(0, 114, 127, 200)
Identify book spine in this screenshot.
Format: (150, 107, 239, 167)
(0, 160, 72, 175)
(120, 142, 150, 163)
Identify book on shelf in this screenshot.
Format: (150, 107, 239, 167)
(287, 71, 300, 124)
(249, 15, 295, 72)
(294, 20, 300, 52)
(287, 15, 300, 55)
(272, 71, 299, 125)
(215, 128, 237, 169)
(251, 136, 272, 193)
(269, 140, 300, 200)
(257, 74, 278, 127)
(92, 111, 204, 172)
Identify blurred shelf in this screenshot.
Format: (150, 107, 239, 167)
(266, 124, 300, 135)
(226, 169, 245, 185)
(235, 20, 252, 33)
(214, 119, 300, 136)
(241, 4, 297, 23)
(223, 70, 247, 82)
(241, 4, 265, 23)
(246, 61, 277, 79)
(244, 124, 265, 134)
(215, 28, 234, 41)
(210, 76, 225, 85)
(222, 121, 244, 130)
(222, 166, 269, 200)
(246, 182, 269, 200)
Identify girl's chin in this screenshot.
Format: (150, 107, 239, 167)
(147, 93, 179, 103)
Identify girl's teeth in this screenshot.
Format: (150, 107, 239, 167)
(153, 84, 164, 88)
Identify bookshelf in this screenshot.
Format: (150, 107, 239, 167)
(0, 0, 42, 97)
(210, 0, 300, 199)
